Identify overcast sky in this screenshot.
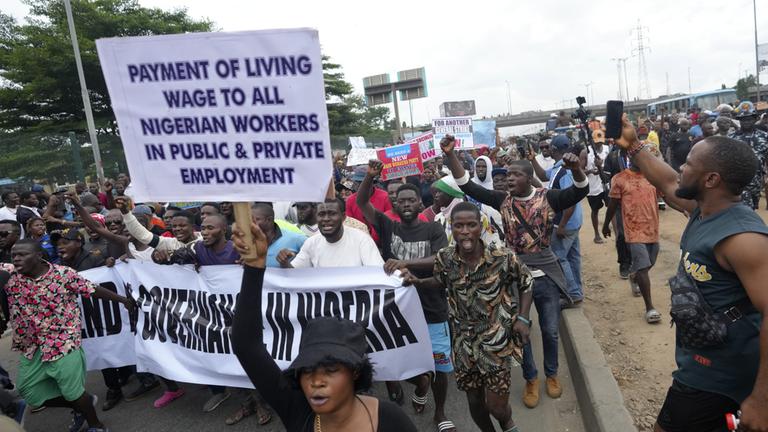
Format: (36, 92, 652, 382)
(5, 0, 767, 129)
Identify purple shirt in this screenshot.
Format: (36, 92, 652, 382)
(194, 241, 240, 266)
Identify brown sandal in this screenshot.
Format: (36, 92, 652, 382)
(254, 402, 273, 425)
(225, 403, 255, 426)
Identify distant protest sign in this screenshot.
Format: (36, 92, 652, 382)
(96, 29, 332, 202)
(473, 120, 497, 148)
(432, 117, 474, 149)
(349, 136, 367, 149)
(405, 132, 439, 162)
(346, 148, 378, 166)
(377, 142, 423, 180)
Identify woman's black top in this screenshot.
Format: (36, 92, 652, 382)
(232, 266, 417, 432)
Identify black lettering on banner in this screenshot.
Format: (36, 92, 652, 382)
(150, 286, 165, 342)
(274, 293, 294, 361)
(136, 286, 235, 355)
(265, 293, 279, 358)
(139, 285, 156, 340)
(354, 290, 384, 352)
(323, 291, 341, 318)
(382, 289, 417, 347)
(80, 282, 122, 339)
(167, 288, 180, 344)
(340, 291, 354, 322)
(371, 289, 395, 350)
(132, 283, 416, 359)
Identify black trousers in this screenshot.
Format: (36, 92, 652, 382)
(101, 366, 135, 390)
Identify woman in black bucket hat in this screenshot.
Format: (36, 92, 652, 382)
(231, 221, 416, 432)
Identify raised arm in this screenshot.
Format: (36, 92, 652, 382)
(115, 197, 180, 252)
(440, 136, 507, 209)
(231, 222, 304, 420)
(65, 192, 128, 246)
(616, 114, 696, 215)
(544, 153, 590, 213)
(103, 180, 116, 210)
(527, 145, 550, 182)
(355, 160, 384, 226)
(43, 195, 81, 228)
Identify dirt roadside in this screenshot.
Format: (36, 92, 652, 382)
(578, 200, 768, 432)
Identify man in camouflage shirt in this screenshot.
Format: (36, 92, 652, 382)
(729, 103, 768, 209)
(402, 202, 533, 432)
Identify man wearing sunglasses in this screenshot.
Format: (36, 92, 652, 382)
(534, 138, 555, 183)
(0, 220, 21, 264)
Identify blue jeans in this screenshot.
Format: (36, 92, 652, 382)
(522, 276, 561, 380)
(551, 228, 582, 300)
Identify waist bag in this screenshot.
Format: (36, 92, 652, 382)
(668, 262, 756, 349)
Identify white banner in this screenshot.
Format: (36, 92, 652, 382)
(80, 262, 434, 387)
(79, 266, 137, 370)
(432, 116, 474, 149)
(96, 29, 332, 203)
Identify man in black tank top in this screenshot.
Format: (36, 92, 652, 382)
(616, 116, 768, 432)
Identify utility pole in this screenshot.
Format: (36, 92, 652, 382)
(611, 57, 628, 100)
(631, 20, 652, 100)
(63, 0, 105, 187)
(665, 72, 670, 96)
(505, 80, 512, 114)
(688, 66, 692, 94)
(408, 98, 415, 136)
(753, 0, 761, 101)
(583, 82, 594, 106)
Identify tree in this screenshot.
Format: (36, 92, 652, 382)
(735, 74, 757, 100)
(0, 0, 212, 184)
(323, 56, 391, 138)
(0, 0, 214, 132)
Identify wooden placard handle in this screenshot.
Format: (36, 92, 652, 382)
(233, 202, 258, 261)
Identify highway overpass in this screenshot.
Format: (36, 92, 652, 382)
(490, 98, 656, 128)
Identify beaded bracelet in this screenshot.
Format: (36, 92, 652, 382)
(628, 143, 650, 159)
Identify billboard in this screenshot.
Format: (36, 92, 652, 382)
(439, 100, 477, 117)
(759, 43, 768, 72)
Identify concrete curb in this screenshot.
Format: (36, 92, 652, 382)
(560, 307, 638, 432)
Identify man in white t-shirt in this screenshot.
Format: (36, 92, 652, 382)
(277, 198, 383, 268)
(534, 138, 555, 183)
(0, 192, 20, 222)
(579, 129, 611, 244)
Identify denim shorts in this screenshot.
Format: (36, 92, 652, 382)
(428, 322, 454, 373)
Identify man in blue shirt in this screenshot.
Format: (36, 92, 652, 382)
(250, 203, 307, 268)
(533, 135, 584, 307)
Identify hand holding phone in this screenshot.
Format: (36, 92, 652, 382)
(605, 100, 624, 140)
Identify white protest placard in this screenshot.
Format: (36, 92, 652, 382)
(346, 148, 378, 166)
(349, 136, 367, 149)
(432, 116, 474, 149)
(406, 132, 439, 162)
(93, 261, 434, 387)
(96, 29, 332, 202)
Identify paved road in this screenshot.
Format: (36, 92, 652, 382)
(2, 310, 585, 432)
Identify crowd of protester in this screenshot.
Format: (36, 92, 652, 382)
(0, 100, 767, 432)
